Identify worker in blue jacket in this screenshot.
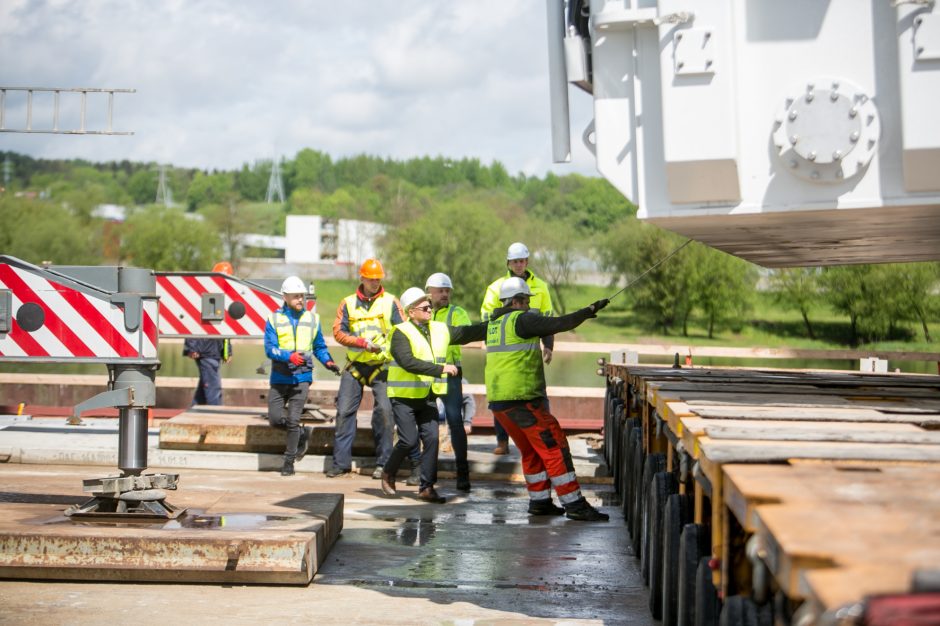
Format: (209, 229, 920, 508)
(183, 337, 231, 406)
(265, 276, 340, 476)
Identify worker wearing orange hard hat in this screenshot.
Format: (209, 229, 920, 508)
(328, 258, 405, 479)
(212, 261, 234, 275)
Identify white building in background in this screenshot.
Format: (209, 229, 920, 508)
(284, 215, 385, 265)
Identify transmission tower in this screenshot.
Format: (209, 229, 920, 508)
(155, 165, 173, 207)
(265, 159, 285, 204)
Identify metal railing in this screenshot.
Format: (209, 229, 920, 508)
(0, 86, 135, 135)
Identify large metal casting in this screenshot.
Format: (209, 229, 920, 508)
(548, 0, 940, 266)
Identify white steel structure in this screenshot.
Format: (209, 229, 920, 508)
(548, 0, 940, 266)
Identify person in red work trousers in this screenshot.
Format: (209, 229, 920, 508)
(328, 259, 404, 479)
(265, 276, 339, 477)
(485, 277, 610, 521)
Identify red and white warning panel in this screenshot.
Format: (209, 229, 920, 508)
(0, 257, 158, 362)
(155, 272, 281, 338)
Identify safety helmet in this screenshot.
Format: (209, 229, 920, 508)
(280, 275, 307, 295)
(425, 272, 453, 290)
(359, 258, 385, 279)
(212, 261, 234, 275)
(506, 242, 530, 261)
(400, 287, 430, 310)
(498, 276, 532, 301)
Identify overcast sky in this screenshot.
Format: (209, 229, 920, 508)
(0, 1, 598, 178)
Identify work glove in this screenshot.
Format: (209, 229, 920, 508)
(589, 299, 610, 315)
(289, 351, 305, 366)
(355, 337, 382, 353)
(325, 360, 341, 375)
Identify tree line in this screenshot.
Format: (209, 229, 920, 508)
(1, 150, 937, 347)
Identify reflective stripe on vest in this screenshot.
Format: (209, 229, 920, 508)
(484, 310, 544, 402)
(344, 292, 395, 365)
(432, 304, 469, 366)
(387, 320, 450, 399)
(268, 310, 318, 352)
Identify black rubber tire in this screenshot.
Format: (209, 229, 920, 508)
(678, 524, 711, 626)
(638, 453, 666, 572)
(695, 557, 720, 626)
(719, 596, 770, 626)
(662, 494, 695, 626)
(648, 472, 679, 619)
(629, 435, 644, 555)
(621, 420, 639, 519)
(612, 403, 624, 494)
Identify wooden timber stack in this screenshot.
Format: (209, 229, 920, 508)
(604, 364, 940, 626)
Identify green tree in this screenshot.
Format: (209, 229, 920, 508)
(185, 171, 234, 210)
(382, 201, 505, 314)
(819, 265, 898, 346)
(692, 247, 757, 339)
(885, 262, 940, 342)
(0, 196, 100, 264)
(126, 168, 158, 205)
(770, 267, 821, 339)
(121, 206, 220, 270)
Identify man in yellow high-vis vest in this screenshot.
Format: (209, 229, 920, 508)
(265, 276, 339, 477)
(426, 271, 475, 492)
(481, 242, 555, 456)
(329, 259, 404, 479)
(485, 277, 610, 521)
(380, 287, 486, 503)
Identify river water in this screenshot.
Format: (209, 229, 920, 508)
(1, 342, 936, 385)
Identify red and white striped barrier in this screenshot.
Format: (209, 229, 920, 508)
(155, 272, 281, 338)
(0, 258, 158, 362)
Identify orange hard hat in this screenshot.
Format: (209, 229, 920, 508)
(212, 261, 234, 275)
(359, 258, 385, 280)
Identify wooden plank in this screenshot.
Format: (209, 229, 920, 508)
(687, 405, 940, 425)
(704, 422, 940, 445)
(698, 438, 940, 463)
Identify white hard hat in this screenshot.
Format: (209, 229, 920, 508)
(506, 242, 529, 261)
(499, 276, 532, 300)
(425, 272, 453, 289)
(400, 286, 430, 310)
(280, 276, 307, 295)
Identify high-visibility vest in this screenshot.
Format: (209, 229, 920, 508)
(268, 309, 319, 377)
(343, 292, 396, 365)
(431, 304, 470, 365)
(480, 270, 554, 321)
(387, 321, 450, 399)
(484, 310, 544, 402)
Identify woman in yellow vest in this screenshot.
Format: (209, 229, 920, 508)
(380, 287, 486, 503)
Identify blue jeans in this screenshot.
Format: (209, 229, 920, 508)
(442, 375, 469, 475)
(193, 358, 222, 406)
(332, 370, 394, 471)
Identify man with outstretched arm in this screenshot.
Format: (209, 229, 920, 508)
(485, 276, 610, 521)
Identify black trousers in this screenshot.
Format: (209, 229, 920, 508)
(267, 382, 310, 462)
(385, 397, 440, 490)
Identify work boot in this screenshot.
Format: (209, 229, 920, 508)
(564, 500, 609, 522)
(492, 440, 509, 455)
(295, 426, 311, 462)
(371, 465, 384, 480)
(528, 500, 565, 516)
(280, 460, 295, 476)
(405, 462, 421, 486)
(417, 487, 446, 504)
(325, 467, 350, 478)
(456, 472, 471, 492)
(380, 472, 396, 496)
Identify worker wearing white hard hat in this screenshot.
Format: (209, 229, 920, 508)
(425, 272, 474, 492)
(480, 243, 556, 455)
(485, 279, 611, 521)
(264, 275, 339, 476)
(380, 286, 487, 503)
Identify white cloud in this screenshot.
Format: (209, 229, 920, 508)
(0, 1, 599, 178)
